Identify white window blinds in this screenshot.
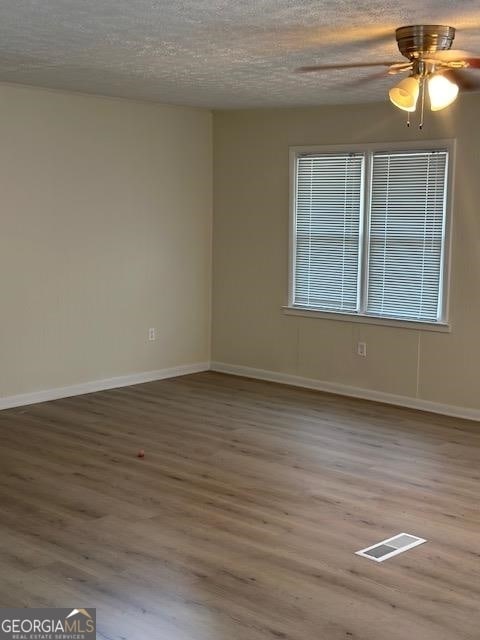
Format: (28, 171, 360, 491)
(294, 153, 364, 311)
(291, 145, 451, 325)
(367, 150, 448, 321)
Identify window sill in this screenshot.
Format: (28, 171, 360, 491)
(282, 306, 451, 333)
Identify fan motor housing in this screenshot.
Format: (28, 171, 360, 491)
(396, 25, 455, 60)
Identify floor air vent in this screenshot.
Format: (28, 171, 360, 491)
(356, 533, 426, 562)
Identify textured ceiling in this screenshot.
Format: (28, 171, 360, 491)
(1, 0, 480, 108)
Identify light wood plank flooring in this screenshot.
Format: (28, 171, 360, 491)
(1, 371, 480, 640)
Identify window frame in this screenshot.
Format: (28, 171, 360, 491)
(285, 140, 455, 332)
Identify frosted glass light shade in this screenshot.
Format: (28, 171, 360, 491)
(428, 74, 459, 111)
(389, 76, 420, 112)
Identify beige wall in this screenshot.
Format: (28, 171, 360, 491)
(3, 82, 479, 413)
(0, 83, 212, 398)
(212, 96, 480, 411)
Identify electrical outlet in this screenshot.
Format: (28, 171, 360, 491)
(357, 341, 367, 357)
(148, 328, 156, 341)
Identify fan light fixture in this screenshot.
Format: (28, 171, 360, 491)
(388, 76, 420, 112)
(389, 71, 459, 125)
(389, 70, 459, 114)
(428, 74, 459, 111)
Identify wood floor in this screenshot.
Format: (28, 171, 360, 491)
(1, 372, 480, 640)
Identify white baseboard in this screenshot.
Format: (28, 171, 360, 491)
(211, 361, 480, 422)
(4, 359, 478, 422)
(0, 362, 210, 411)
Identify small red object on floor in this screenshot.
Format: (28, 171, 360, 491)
(137, 449, 145, 458)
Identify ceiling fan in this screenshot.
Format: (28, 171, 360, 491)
(297, 25, 480, 127)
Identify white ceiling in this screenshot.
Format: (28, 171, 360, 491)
(1, 0, 480, 108)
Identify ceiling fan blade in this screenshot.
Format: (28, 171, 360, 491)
(450, 20, 480, 31)
(388, 62, 414, 74)
(464, 57, 480, 69)
(249, 24, 394, 54)
(340, 69, 391, 87)
(432, 49, 471, 61)
(296, 61, 398, 74)
(430, 50, 480, 66)
(444, 69, 480, 92)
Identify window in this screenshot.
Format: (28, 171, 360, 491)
(288, 142, 453, 328)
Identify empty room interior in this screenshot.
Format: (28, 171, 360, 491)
(1, 1, 480, 639)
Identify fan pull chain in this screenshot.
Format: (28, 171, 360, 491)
(419, 77, 425, 130)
